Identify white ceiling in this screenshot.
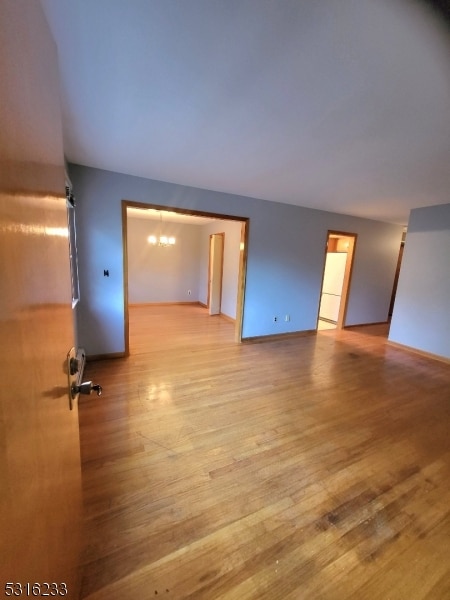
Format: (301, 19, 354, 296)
(40, 0, 450, 225)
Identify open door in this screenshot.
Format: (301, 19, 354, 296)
(208, 233, 224, 315)
(0, 1, 82, 593)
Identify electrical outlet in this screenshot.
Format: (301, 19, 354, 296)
(273, 316, 278, 323)
(188, 290, 191, 295)
(285, 314, 290, 322)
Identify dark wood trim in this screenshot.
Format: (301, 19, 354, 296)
(343, 321, 390, 329)
(121, 200, 249, 348)
(338, 233, 357, 329)
(235, 221, 248, 343)
(389, 241, 404, 317)
(243, 329, 317, 343)
(124, 199, 248, 223)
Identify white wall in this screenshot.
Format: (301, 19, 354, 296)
(127, 215, 241, 313)
(389, 203, 450, 360)
(127, 216, 201, 303)
(198, 219, 242, 319)
(71, 164, 403, 356)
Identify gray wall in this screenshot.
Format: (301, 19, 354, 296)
(389, 203, 450, 359)
(70, 164, 403, 356)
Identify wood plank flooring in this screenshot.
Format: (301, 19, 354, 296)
(78, 305, 450, 599)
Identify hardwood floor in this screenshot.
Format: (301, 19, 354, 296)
(78, 305, 450, 599)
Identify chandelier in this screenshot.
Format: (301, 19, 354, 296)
(147, 212, 176, 246)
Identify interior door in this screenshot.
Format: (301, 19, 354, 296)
(0, 0, 82, 594)
(208, 233, 224, 315)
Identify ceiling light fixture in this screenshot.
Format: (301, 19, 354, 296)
(147, 212, 176, 246)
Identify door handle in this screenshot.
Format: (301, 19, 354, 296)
(71, 381, 103, 398)
(67, 347, 101, 409)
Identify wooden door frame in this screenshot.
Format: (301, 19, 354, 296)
(388, 241, 404, 317)
(317, 230, 357, 329)
(207, 232, 225, 313)
(122, 200, 249, 354)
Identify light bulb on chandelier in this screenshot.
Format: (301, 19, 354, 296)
(147, 213, 176, 246)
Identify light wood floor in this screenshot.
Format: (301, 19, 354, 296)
(79, 304, 450, 599)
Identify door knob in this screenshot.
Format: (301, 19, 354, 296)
(71, 380, 102, 398)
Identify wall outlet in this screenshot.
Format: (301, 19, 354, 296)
(273, 316, 278, 323)
(188, 290, 191, 295)
(285, 314, 290, 322)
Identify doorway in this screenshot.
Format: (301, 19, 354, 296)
(122, 201, 248, 355)
(208, 233, 224, 315)
(388, 229, 406, 318)
(317, 231, 357, 330)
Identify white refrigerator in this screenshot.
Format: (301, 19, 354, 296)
(319, 252, 347, 322)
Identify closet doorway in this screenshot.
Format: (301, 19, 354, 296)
(317, 231, 357, 330)
(208, 233, 224, 315)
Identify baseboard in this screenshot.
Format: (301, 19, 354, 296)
(129, 301, 201, 307)
(387, 340, 450, 365)
(343, 321, 390, 329)
(87, 351, 127, 361)
(243, 330, 317, 343)
(198, 302, 207, 308)
(220, 313, 235, 324)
